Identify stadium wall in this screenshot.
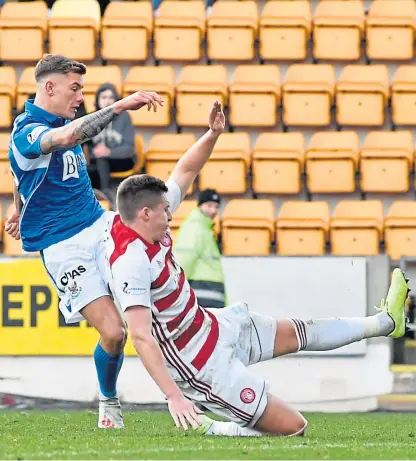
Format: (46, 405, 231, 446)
(0, 255, 393, 411)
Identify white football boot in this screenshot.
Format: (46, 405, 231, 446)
(98, 395, 125, 429)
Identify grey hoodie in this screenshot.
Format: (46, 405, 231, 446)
(89, 83, 136, 161)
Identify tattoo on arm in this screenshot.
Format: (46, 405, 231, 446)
(72, 107, 116, 144)
(40, 106, 117, 154)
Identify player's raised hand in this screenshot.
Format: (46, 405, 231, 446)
(208, 101, 226, 135)
(5, 208, 20, 240)
(118, 90, 164, 113)
(168, 394, 203, 431)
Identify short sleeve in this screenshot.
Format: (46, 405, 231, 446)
(165, 179, 182, 214)
(112, 254, 152, 312)
(12, 123, 52, 159)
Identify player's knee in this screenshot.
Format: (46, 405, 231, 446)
(283, 415, 308, 437)
(102, 325, 127, 351)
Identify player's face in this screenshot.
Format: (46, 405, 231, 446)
(150, 197, 172, 242)
(200, 201, 219, 220)
(48, 72, 85, 120)
(98, 89, 116, 109)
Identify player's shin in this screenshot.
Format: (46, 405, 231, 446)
(94, 342, 124, 399)
(289, 314, 394, 352)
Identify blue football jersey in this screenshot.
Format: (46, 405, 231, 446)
(8, 100, 104, 252)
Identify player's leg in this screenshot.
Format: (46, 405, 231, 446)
(41, 221, 127, 429)
(80, 296, 127, 428)
(273, 268, 409, 357)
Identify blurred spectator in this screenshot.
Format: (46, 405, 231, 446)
(174, 189, 226, 308)
(87, 83, 135, 200)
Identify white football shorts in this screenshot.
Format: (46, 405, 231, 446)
(40, 211, 116, 324)
(176, 302, 277, 428)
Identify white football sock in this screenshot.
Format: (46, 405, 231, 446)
(206, 421, 263, 437)
(290, 312, 394, 351)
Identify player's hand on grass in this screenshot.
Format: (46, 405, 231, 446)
(168, 394, 203, 431)
(118, 90, 164, 113)
(5, 208, 20, 240)
(209, 101, 226, 136)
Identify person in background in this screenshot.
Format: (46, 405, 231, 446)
(87, 83, 136, 202)
(174, 189, 226, 308)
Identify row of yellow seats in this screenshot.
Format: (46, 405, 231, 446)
(143, 131, 416, 195)
(2, 129, 416, 196)
(4, 63, 416, 129)
(2, 198, 416, 261)
(172, 199, 416, 261)
(1, 1, 415, 63)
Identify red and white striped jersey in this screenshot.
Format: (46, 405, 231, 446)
(105, 180, 219, 374)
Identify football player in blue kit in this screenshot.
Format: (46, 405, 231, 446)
(5, 54, 163, 428)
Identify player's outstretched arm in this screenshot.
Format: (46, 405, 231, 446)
(125, 306, 203, 431)
(169, 101, 225, 198)
(40, 90, 164, 154)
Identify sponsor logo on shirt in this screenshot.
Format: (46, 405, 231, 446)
(27, 126, 48, 144)
(122, 282, 146, 295)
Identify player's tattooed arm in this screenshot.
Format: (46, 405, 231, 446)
(39, 90, 164, 154)
(40, 107, 117, 154)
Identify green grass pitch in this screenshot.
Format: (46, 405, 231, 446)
(0, 410, 415, 459)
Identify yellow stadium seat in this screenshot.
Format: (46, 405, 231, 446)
(123, 66, 175, 127)
(82, 66, 123, 113)
(0, 67, 16, 128)
(306, 131, 359, 193)
(146, 133, 196, 194)
(282, 64, 335, 127)
(259, 1, 311, 61)
(392, 66, 416, 127)
(222, 199, 275, 256)
(313, 1, 365, 61)
(366, 0, 416, 61)
(154, 1, 205, 61)
(199, 132, 250, 194)
(176, 65, 228, 128)
(207, 1, 258, 61)
(49, 0, 101, 60)
(360, 131, 413, 193)
(111, 134, 145, 180)
(0, 159, 13, 194)
(170, 200, 198, 241)
(331, 200, 384, 256)
(17, 67, 36, 112)
(0, 1, 47, 62)
(276, 201, 330, 256)
(336, 65, 390, 127)
(0, 133, 10, 159)
(252, 132, 304, 194)
(101, 1, 152, 61)
(229, 65, 281, 127)
(385, 201, 416, 260)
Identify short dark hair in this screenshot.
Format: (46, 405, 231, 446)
(35, 54, 87, 82)
(117, 175, 168, 224)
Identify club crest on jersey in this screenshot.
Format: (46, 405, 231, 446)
(240, 388, 256, 404)
(68, 281, 82, 299)
(62, 150, 86, 181)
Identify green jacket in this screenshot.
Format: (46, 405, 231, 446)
(174, 208, 226, 308)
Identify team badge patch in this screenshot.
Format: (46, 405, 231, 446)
(240, 388, 256, 404)
(68, 281, 82, 299)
